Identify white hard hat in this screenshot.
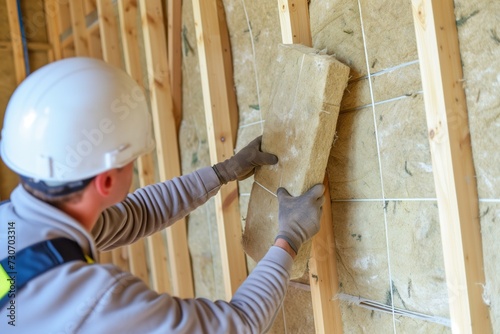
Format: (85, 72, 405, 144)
(0, 57, 155, 182)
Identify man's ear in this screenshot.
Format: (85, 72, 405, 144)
(93, 171, 114, 197)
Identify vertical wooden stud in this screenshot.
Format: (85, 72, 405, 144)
(44, 0, 63, 61)
(412, 0, 492, 333)
(192, 0, 247, 299)
(277, 0, 312, 45)
(167, 0, 183, 131)
(139, 0, 194, 298)
(117, 0, 170, 292)
(6, 0, 27, 83)
(69, 0, 90, 57)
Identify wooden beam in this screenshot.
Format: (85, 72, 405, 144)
(139, 0, 194, 298)
(167, 0, 183, 131)
(278, 1, 343, 333)
(58, 1, 72, 33)
(56, 2, 75, 59)
(117, 0, 170, 293)
(2, 0, 26, 200)
(6, 0, 27, 83)
(277, 0, 312, 45)
(69, 0, 90, 57)
(97, 0, 122, 67)
(0, 41, 51, 51)
(411, 1, 491, 333)
(44, 0, 63, 61)
(95, 0, 130, 273)
(309, 176, 343, 334)
(192, 0, 247, 299)
(84, 0, 97, 15)
(99, 250, 114, 263)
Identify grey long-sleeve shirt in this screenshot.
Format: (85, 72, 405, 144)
(0, 167, 293, 333)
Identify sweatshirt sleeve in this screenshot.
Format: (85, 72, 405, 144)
(78, 246, 293, 334)
(92, 166, 221, 251)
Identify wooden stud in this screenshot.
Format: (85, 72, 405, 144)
(84, 0, 97, 15)
(2, 0, 26, 200)
(6, 0, 27, 83)
(139, 0, 194, 298)
(0, 41, 52, 51)
(277, 0, 312, 45)
(117, 0, 170, 292)
(69, 0, 90, 57)
(88, 29, 103, 59)
(111, 247, 131, 272)
(95, 0, 130, 273)
(411, 1, 492, 333)
(277, 1, 343, 332)
(58, 1, 72, 33)
(99, 250, 114, 264)
(62, 45, 76, 58)
(44, 0, 63, 61)
(96, 0, 122, 67)
(192, 0, 247, 299)
(309, 176, 343, 334)
(167, 0, 183, 131)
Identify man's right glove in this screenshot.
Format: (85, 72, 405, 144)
(275, 184, 325, 254)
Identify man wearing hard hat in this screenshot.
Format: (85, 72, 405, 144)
(0, 58, 324, 333)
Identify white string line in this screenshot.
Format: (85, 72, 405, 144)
(331, 197, 499, 205)
(255, 180, 278, 197)
(357, 1, 397, 333)
(341, 91, 424, 114)
(479, 199, 500, 203)
(331, 198, 437, 202)
(336, 293, 451, 327)
(240, 0, 264, 134)
(350, 59, 420, 83)
(239, 119, 265, 129)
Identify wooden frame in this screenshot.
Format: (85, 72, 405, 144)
(6, 0, 26, 83)
(117, 0, 172, 293)
(277, 0, 312, 45)
(411, 1, 492, 333)
(192, 0, 247, 299)
(68, 0, 90, 57)
(44, 0, 63, 61)
(277, 1, 343, 333)
(95, 0, 131, 274)
(139, 0, 194, 298)
(167, 0, 183, 131)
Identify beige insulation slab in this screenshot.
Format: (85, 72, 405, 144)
(243, 43, 349, 278)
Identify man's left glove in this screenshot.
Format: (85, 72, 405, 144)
(212, 136, 278, 184)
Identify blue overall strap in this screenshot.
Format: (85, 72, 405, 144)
(0, 238, 93, 309)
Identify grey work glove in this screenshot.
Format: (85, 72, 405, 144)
(275, 184, 325, 254)
(213, 136, 278, 184)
